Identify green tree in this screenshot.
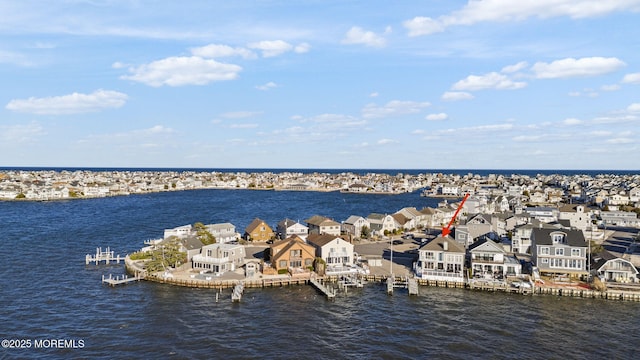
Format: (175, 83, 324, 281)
(145, 237, 187, 273)
(360, 225, 371, 239)
(194, 222, 216, 245)
(15, 193, 26, 199)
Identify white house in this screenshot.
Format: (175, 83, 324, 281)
(192, 243, 246, 276)
(205, 222, 241, 244)
(415, 236, 465, 283)
(307, 234, 354, 270)
(276, 218, 309, 240)
(164, 224, 193, 239)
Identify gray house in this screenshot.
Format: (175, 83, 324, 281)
(531, 227, 588, 279)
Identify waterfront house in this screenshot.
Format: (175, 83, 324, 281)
(305, 215, 341, 236)
(342, 215, 370, 238)
(307, 234, 355, 270)
(276, 219, 309, 240)
(269, 235, 316, 274)
(164, 224, 193, 239)
(192, 243, 246, 276)
(415, 235, 465, 283)
(205, 222, 241, 244)
(468, 238, 521, 279)
(592, 251, 639, 283)
(244, 218, 275, 242)
(531, 227, 588, 279)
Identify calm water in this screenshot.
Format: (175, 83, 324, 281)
(1, 189, 639, 359)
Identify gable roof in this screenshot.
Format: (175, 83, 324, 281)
(271, 236, 316, 262)
(468, 238, 506, 253)
(421, 236, 465, 253)
(305, 215, 339, 227)
(344, 215, 366, 225)
(245, 218, 271, 233)
(307, 233, 344, 247)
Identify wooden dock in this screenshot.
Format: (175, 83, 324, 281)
(102, 272, 144, 286)
(86, 247, 123, 265)
(309, 276, 336, 300)
(387, 276, 418, 295)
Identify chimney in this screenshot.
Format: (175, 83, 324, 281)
(443, 240, 448, 251)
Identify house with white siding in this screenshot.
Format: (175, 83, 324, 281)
(414, 236, 465, 283)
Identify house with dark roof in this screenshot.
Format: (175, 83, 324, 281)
(531, 227, 588, 278)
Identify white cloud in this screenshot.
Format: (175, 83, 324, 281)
(606, 138, 634, 144)
(190, 44, 256, 59)
(0, 122, 46, 143)
(143, 125, 175, 135)
(369, 92, 379, 98)
(425, 113, 448, 121)
(362, 100, 431, 118)
(622, 72, 640, 84)
(255, 82, 278, 91)
(294, 42, 311, 53)
(601, 84, 621, 91)
(403, 0, 640, 36)
(531, 57, 626, 79)
(121, 56, 241, 87)
(501, 61, 528, 73)
(513, 135, 543, 142)
(628, 103, 640, 112)
(590, 131, 612, 136)
(247, 40, 293, 57)
(341, 26, 387, 47)
(5, 89, 128, 115)
(221, 111, 261, 119)
(229, 123, 259, 129)
(377, 138, 396, 145)
(403, 17, 445, 36)
(452, 72, 527, 91)
(441, 91, 474, 101)
(563, 118, 583, 125)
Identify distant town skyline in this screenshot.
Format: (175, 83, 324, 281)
(1, 1, 640, 170)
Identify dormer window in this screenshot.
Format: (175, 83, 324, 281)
(552, 233, 566, 244)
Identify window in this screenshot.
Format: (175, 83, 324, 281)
(571, 248, 581, 257)
(540, 247, 549, 255)
(279, 260, 287, 268)
(555, 248, 564, 256)
(305, 259, 312, 266)
(541, 258, 548, 264)
(290, 260, 302, 268)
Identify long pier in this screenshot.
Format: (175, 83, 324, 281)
(86, 247, 123, 265)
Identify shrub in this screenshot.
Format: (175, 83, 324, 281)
(278, 268, 289, 275)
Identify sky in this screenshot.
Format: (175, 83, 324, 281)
(1, 0, 640, 170)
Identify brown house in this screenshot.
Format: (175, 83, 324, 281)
(270, 235, 316, 273)
(244, 218, 274, 242)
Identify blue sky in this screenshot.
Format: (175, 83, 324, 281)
(2, 0, 640, 170)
